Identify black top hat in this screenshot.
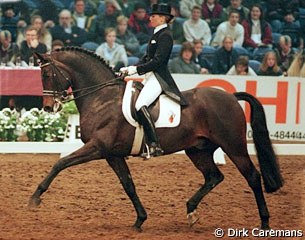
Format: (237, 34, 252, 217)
(149, 3, 174, 20)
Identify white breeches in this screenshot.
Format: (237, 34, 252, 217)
(135, 72, 162, 111)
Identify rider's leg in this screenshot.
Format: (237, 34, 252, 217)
(135, 73, 164, 157)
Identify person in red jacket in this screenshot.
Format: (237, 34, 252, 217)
(241, 4, 272, 51)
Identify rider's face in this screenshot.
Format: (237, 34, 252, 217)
(150, 14, 166, 28)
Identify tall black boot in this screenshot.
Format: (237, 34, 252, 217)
(136, 106, 164, 158)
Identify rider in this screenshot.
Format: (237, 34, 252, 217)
(120, 3, 188, 158)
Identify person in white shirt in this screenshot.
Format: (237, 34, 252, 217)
(180, 0, 204, 18)
(183, 5, 212, 46)
(227, 55, 257, 75)
(211, 9, 244, 47)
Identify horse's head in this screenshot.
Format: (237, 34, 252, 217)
(34, 52, 72, 112)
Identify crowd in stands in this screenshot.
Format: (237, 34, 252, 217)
(1, 0, 305, 109)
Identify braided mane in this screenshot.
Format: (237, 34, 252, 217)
(53, 46, 114, 72)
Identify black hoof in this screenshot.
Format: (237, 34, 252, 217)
(28, 196, 41, 208)
(132, 225, 143, 232)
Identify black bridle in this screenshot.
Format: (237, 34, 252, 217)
(40, 60, 126, 105)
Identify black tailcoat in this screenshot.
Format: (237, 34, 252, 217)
(136, 27, 187, 106)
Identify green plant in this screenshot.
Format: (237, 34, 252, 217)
(0, 108, 19, 141)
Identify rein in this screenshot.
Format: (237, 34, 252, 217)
(40, 61, 125, 103)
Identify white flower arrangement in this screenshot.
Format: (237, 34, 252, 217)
(0, 108, 67, 142)
(0, 108, 19, 141)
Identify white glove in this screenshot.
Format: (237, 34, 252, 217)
(119, 66, 137, 76)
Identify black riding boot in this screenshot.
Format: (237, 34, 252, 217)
(136, 106, 164, 158)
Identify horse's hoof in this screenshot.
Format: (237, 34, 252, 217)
(187, 210, 200, 227)
(132, 225, 143, 232)
(28, 196, 41, 208)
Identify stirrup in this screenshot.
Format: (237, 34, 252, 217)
(140, 143, 164, 160)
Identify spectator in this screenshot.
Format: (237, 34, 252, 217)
(169, 42, 200, 74)
(50, 9, 87, 47)
(169, 3, 186, 44)
(51, 39, 65, 51)
(115, 15, 140, 57)
(17, 15, 53, 51)
(280, 9, 302, 49)
(69, 0, 97, 17)
(0, 30, 20, 67)
(212, 10, 244, 47)
(212, 35, 239, 74)
(32, 0, 60, 27)
(224, 0, 249, 23)
(128, 3, 153, 45)
(72, 0, 96, 32)
(242, 4, 272, 51)
(201, 0, 226, 33)
(0, 4, 20, 42)
(88, 0, 122, 44)
(20, 26, 47, 66)
(258, 51, 283, 76)
(95, 27, 128, 71)
(265, 0, 284, 33)
(117, 0, 135, 17)
(227, 55, 257, 75)
(193, 40, 211, 74)
(287, 50, 305, 77)
(274, 35, 297, 76)
(183, 5, 212, 46)
(179, 0, 204, 18)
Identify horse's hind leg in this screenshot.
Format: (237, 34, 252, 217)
(185, 146, 224, 226)
(29, 142, 102, 207)
(225, 151, 270, 229)
(106, 156, 147, 231)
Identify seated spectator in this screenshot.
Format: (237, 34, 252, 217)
(50, 9, 87, 47)
(0, 4, 20, 42)
(0, 30, 20, 67)
(183, 5, 212, 45)
(212, 10, 244, 47)
(193, 40, 211, 74)
(169, 42, 200, 74)
(169, 3, 186, 44)
(95, 27, 128, 72)
(88, 0, 122, 44)
(280, 9, 302, 49)
(265, 0, 284, 33)
(117, 0, 135, 17)
(258, 51, 283, 76)
(227, 55, 257, 75)
(212, 35, 239, 74)
(128, 3, 153, 45)
(32, 0, 60, 27)
(69, 0, 97, 17)
(72, 0, 96, 33)
(17, 15, 53, 51)
(179, 0, 204, 18)
(224, 0, 249, 23)
(20, 26, 47, 66)
(242, 4, 272, 51)
(51, 39, 65, 51)
(115, 16, 140, 57)
(201, 0, 226, 33)
(274, 35, 297, 76)
(287, 50, 305, 77)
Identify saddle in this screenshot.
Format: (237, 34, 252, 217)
(122, 80, 181, 155)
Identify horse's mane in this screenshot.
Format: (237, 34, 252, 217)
(53, 46, 115, 73)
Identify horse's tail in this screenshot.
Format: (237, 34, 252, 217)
(234, 92, 283, 193)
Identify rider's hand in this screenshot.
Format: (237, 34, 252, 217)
(119, 66, 137, 76)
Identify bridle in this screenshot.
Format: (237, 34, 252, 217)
(40, 59, 126, 108)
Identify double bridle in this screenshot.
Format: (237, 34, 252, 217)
(40, 60, 125, 105)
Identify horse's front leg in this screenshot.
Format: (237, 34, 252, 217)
(106, 156, 147, 231)
(29, 141, 102, 207)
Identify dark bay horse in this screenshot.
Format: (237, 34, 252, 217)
(30, 47, 283, 231)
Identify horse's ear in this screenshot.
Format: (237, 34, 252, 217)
(33, 52, 48, 65)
